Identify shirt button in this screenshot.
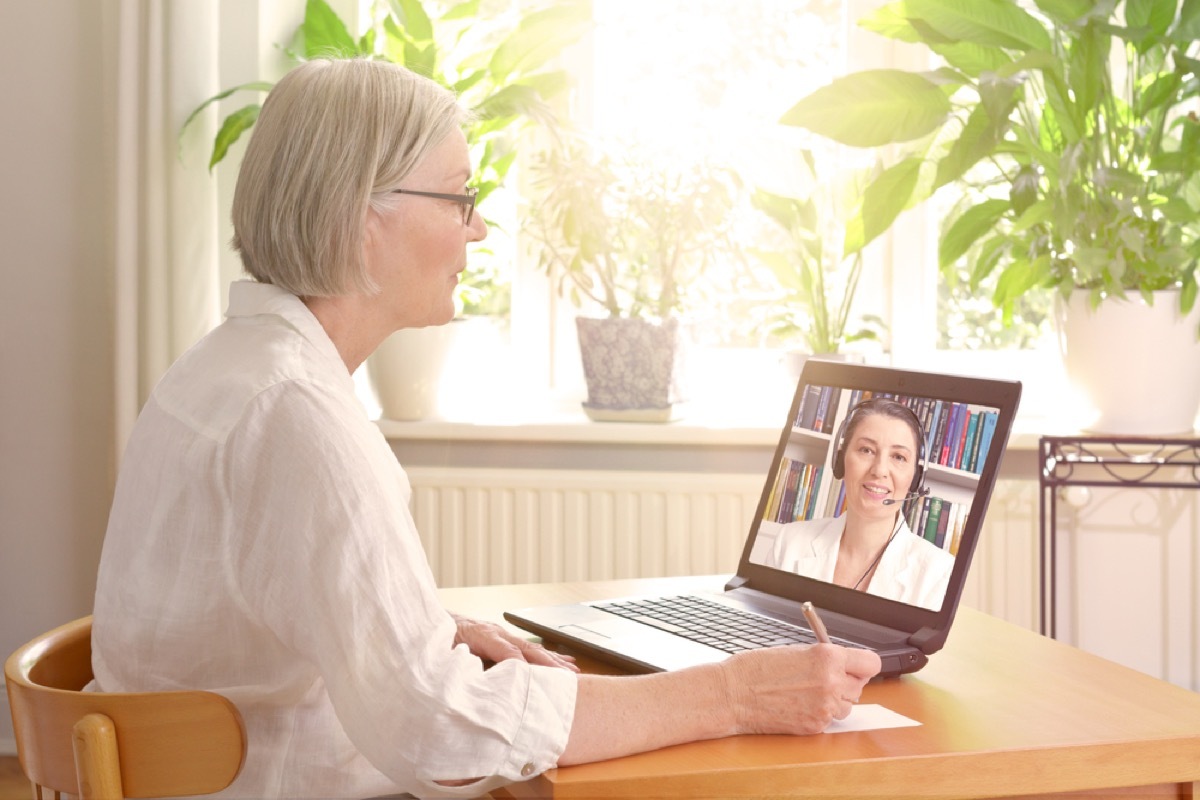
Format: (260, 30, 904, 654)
(520, 762, 536, 777)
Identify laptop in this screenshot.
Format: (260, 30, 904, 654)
(504, 360, 1022, 677)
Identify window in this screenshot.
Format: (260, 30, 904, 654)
(211, 0, 1068, 424)
(505, 0, 886, 418)
(499, 0, 1067, 421)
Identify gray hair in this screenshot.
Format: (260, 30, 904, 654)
(231, 59, 466, 296)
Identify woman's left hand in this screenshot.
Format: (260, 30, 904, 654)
(451, 613, 580, 672)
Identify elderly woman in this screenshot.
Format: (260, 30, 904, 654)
(763, 398, 955, 611)
(90, 59, 880, 799)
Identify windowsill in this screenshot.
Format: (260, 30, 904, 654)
(376, 405, 782, 447)
(375, 392, 1055, 451)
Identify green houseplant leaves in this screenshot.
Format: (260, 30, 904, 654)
(779, 0, 1200, 324)
(523, 136, 743, 321)
(182, 0, 588, 316)
(184, 0, 587, 192)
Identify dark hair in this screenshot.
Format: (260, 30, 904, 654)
(845, 398, 922, 453)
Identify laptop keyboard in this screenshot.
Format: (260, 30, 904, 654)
(592, 594, 864, 654)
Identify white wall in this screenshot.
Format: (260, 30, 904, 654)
(0, 0, 117, 750)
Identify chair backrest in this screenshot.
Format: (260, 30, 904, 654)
(5, 616, 246, 799)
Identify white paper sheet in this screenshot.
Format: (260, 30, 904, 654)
(825, 703, 921, 733)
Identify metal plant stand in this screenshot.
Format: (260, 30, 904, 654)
(1038, 435, 1200, 638)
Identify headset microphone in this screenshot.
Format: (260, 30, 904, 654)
(882, 486, 931, 506)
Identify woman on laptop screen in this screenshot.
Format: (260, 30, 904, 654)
(761, 397, 954, 610)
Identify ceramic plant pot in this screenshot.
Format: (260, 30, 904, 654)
(367, 324, 459, 421)
(575, 316, 689, 422)
(1057, 289, 1200, 435)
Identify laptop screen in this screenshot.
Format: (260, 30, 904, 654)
(736, 360, 1021, 637)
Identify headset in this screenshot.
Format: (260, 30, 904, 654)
(831, 397, 928, 504)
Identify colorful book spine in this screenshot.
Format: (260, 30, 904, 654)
(934, 497, 952, 548)
(922, 496, 943, 544)
(796, 385, 822, 431)
(779, 460, 801, 522)
(974, 411, 999, 474)
(804, 466, 825, 520)
(959, 411, 980, 471)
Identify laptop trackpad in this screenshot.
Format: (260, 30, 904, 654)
(556, 619, 728, 671)
(559, 621, 628, 640)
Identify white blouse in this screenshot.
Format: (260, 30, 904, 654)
(91, 281, 576, 799)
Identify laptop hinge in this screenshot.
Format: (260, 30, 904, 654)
(724, 575, 750, 592)
(907, 626, 944, 652)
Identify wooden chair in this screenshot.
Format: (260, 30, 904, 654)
(5, 616, 246, 799)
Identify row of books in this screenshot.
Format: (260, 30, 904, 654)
(792, 385, 842, 435)
(764, 457, 831, 523)
(902, 494, 968, 555)
(844, 389, 999, 475)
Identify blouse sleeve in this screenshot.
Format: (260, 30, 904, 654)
(221, 380, 577, 795)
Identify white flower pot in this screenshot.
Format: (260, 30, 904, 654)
(367, 324, 459, 421)
(1057, 290, 1200, 435)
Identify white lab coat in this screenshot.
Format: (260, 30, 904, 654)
(763, 515, 954, 611)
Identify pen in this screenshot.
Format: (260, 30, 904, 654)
(802, 601, 831, 644)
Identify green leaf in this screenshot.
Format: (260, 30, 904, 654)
(940, 198, 1009, 269)
(1124, 0, 1177, 41)
(993, 257, 1039, 317)
(850, 157, 923, 253)
(751, 190, 810, 233)
(1181, 267, 1199, 313)
(489, 2, 590, 82)
(859, 2, 925, 43)
(1033, 0, 1099, 27)
(1137, 70, 1183, 116)
(1075, 246, 1114, 283)
(751, 249, 807, 291)
(780, 70, 952, 147)
(451, 68, 486, 94)
(1064, 23, 1106, 115)
(390, 0, 434, 42)
(302, 0, 360, 58)
(473, 84, 554, 125)
(405, 42, 439, 80)
(907, 0, 1052, 52)
(509, 71, 572, 105)
(1172, 0, 1200, 42)
(1010, 197, 1053, 233)
(969, 234, 1009, 289)
(381, 15, 412, 65)
(932, 79, 1018, 188)
(928, 40, 1014, 75)
(992, 47, 1058, 83)
(180, 81, 274, 138)
(209, 104, 260, 171)
(1010, 165, 1040, 216)
(1042, 65, 1083, 143)
(441, 0, 482, 22)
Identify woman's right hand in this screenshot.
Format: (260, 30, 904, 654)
(718, 643, 882, 735)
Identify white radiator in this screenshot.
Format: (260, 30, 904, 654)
(406, 467, 1041, 631)
(406, 467, 765, 588)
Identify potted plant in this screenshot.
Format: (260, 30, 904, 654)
(524, 135, 743, 421)
(747, 150, 886, 371)
(185, 0, 587, 419)
(778, 0, 1200, 434)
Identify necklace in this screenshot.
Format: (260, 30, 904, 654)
(852, 517, 903, 591)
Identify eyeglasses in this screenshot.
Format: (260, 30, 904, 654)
(392, 186, 478, 225)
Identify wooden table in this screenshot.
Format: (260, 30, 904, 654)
(440, 575, 1200, 800)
